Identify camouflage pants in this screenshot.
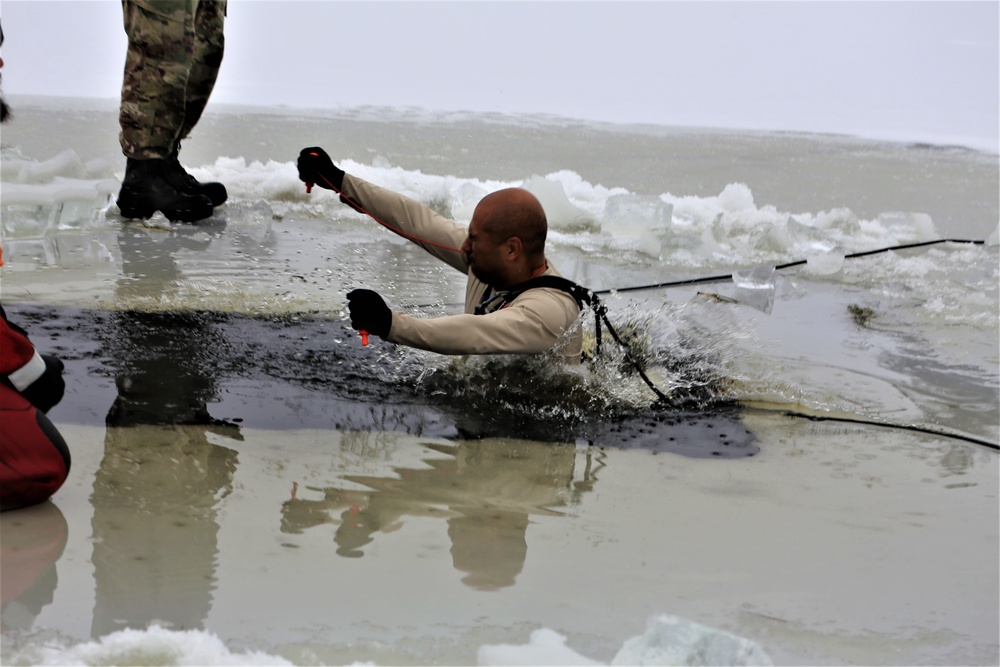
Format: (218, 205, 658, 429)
(119, 0, 226, 159)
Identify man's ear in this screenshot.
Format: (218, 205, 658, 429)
(504, 236, 523, 261)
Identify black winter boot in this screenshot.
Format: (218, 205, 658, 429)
(164, 152, 228, 207)
(117, 158, 215, 223)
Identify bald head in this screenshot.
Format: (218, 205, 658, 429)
(475, 188, 548, 259)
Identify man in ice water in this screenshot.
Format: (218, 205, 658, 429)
(297, 147, 583, 360)
(116, 0, 228, 223)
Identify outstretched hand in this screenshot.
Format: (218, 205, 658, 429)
(297, 147, 345, 191)
(346, 289, 392, 339)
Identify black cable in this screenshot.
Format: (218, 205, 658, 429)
(414, 238, 990, 306)
(742, 406, 1000, 451)
(593, 238, 988, 295)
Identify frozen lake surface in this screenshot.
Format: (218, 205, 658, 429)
(1, 98, 997, 665)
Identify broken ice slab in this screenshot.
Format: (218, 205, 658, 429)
(4, 149, 88, 182)
(876, 211, 937, 241)
(732, 265, 777, 313)
(786, 217, 839, 253)
(521, 174, 596, 231)
(52, 177, 120, 229)
(733, 264, 776, 289)
(2, 149, 115, 181)
(611, 614, 773, 666)
(602, 194, 673, 238)
(804, 249, 846, 275)
(1, 177, 118, 236)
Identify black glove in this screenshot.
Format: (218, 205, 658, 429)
(346, 289, 392, 339)
(19, 354, 66, 414)
(297, 147, 345, 191)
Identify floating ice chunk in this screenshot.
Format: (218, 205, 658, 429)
(732, 265, 777, 313)
(0, 158, 34, 181)
(812, 207, 861, 235)
(717, 182, 755, 212)
(0, 183, 57, 206)
(764, 222, 792, 252)
(1, 149, 111, 183)
(786, 217, 838, 254)
(602, 194, 674, 239)
(23, 625, 292, 666)
(15, 149, 90, 182)
(225, 201, 276, 243)
(2, 149, 120, 236)
(1, 178, 118, 235)
(875, 211, 937, 241)
(521, 174, 596, 231)
(733, 265, 776, 290)
(450, 182, 490, 221)
(696, 213, 727, 258)
(610, 614, 773, 666)
(804, 249, 846, 275)
(478, 628, 601, 666)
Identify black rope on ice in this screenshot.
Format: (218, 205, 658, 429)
(741, 407, 1000, 451)
(592, 238, 988, 295)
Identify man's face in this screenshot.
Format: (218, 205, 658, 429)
(461, 210, 506, 287)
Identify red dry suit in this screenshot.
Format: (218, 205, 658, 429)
(1, 307, 71, 511)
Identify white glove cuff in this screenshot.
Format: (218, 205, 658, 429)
(8, 350, 46, 392)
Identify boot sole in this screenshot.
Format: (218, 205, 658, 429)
(117, 197, 215, 224)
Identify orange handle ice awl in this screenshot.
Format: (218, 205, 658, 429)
(360, 330, 369, 346)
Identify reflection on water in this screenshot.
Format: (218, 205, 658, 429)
(105, 222, 243, 430)
(0, 502, 68, 633)
(282, 438, 602, 590)
(90, 425, 238, 637)
(90, 228, 244, 636)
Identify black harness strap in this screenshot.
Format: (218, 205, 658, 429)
(474, 276, 606, 358)
(474, 276, 669, 401)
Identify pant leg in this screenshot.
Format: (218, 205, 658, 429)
(118, 0, 199, 159)
(178, 0, 226, 142)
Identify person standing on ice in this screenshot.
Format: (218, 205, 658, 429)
(297, 147, 584, 360)
(116, 0, 228, 223)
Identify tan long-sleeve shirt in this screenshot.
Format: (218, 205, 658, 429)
(339, 174, 582, 360)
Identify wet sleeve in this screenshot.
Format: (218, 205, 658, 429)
(339, 174, 470, 274)
(387, 289, 582, 359)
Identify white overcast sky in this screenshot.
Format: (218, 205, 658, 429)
(1, 1, 998, 151)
